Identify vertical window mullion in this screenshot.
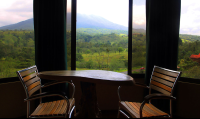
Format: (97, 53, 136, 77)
(71, 0, 77, 70)
(128, 0, 133, 75)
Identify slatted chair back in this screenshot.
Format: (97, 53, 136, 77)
(149, 65, 181, 96)
(17, 65, 41, 98)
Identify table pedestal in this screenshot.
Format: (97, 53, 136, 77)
(76, 82, 102, 118)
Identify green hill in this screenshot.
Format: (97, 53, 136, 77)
(77, 28, 128, 35)
(76, 28, 146, 36)
(180, 34, 200, 42)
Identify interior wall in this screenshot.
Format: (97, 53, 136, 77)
(96, 83, 145, 110)
(70, 78, 200, 118)
(70, 78, 145, 111)
(1, 77, 200, 118)
(174, 81, 200, 118)
(0, 81, 30, 118)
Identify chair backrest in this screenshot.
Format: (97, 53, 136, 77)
(149, 65, 181, 96)
(17, 65, 41, 98)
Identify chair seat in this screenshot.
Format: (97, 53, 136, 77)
(30, 98, 75, 117)
(120, 101, 168, 118)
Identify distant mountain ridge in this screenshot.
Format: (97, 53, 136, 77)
(0, 13, 145, 34)
(76, 13, 128, 30)
(0, 18, 33, 30)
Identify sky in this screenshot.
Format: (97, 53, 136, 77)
(0, 0, 33, 27)
(0, 0, 200, 36)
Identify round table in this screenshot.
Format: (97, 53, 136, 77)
(38, 70, 135, 118)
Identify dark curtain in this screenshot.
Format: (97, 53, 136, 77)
(145, 0, 181, 113)
(33, 0, 68, 101)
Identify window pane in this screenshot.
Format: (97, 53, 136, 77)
(76, 0, 128, 72)
(178, 0, 200, 79)
(67, 0, 72, 70)
(0, 0, 34, 78)
(132, 0, 146, 74)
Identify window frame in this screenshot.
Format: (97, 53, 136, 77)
(128, 0, 133, 75)
(1, 0, 200, 85)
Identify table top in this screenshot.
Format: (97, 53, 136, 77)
(38, 70, 135, 86)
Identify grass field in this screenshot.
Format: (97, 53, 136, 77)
(77, 51, 145, 73)
(82, 51, 128, 64)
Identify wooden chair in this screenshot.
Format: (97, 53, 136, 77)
(17, 65, 76, 118)
(117, 65, 181, 118)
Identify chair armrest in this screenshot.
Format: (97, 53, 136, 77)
(24, 91, 69, 103)
(25, 91, 71, 116)
(144, 93, 176, 101)
(118, 83, 149, 102)
(135, 82, 149, 89)
(41, 80, 75, 98)
(139, 94, 176, 118)
(42, 81, 71, 88)
(117, 86, 121, 102)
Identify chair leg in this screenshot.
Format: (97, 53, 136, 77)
(27, 101, 30, 118)
(69, 106, 76, 118)
(73, 106, 76, 117)
(117, 107, 121, 118)
(118, 110, 130, 118)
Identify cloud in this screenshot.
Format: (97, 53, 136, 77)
(66, 0, 71, 13)
(180, 0, 200, 36)
(77, 0, 146, 28)
(133, 5, 146, 29)
(0, 0, 199, 36)
(77, 0, 129, 27)
(0, 0, 33, 27)
(0, 0, 146, 29)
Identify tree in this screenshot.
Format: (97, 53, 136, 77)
(85, 59, 94, 69)
(76, 53, 83, 61)
(109, 59, 125, 71)
(179, 37, 182, 45)
(0, 40, 5, 58)
(118, 47, 123, 54)
(106, 48, 110, 70)
(86, 49, 91, 54)
(77, 47, 81, 53)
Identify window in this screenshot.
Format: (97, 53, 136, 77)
(75, 0, 128, 72)
(66, 0, 72, 70)
(68, 0, 147, 75)
(131, 0, 146, 74)
(178, 0, 200, 79)
(0, 0, 34, 78)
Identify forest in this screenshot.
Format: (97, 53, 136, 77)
(0, 29, 200, 79)
(0, 30, 34, 78)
